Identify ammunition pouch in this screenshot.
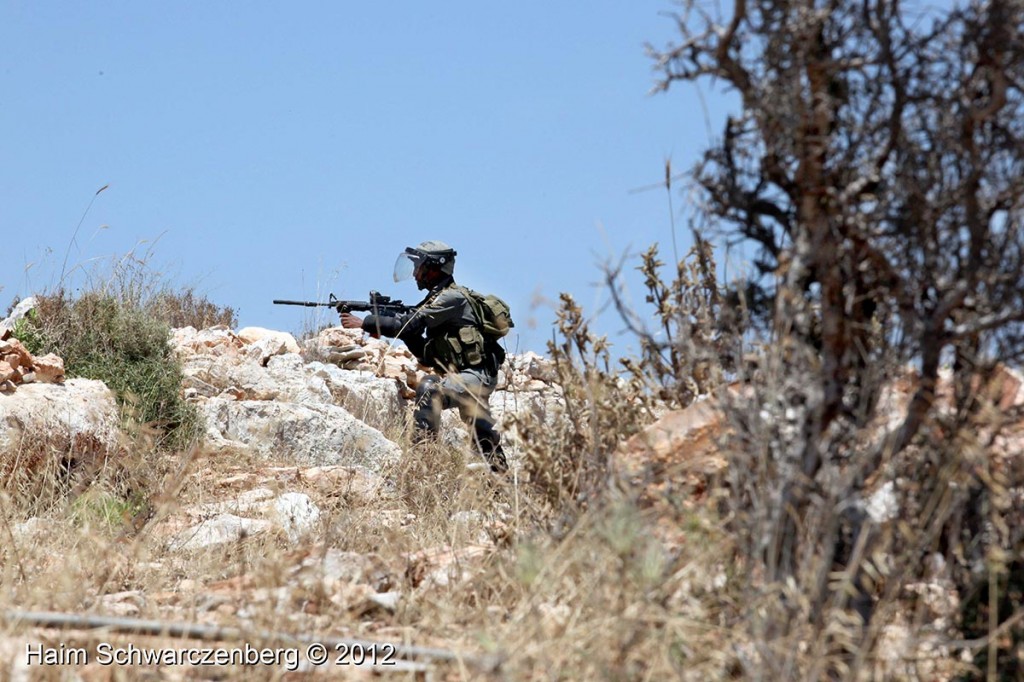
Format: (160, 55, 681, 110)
(425, 326, 485, 372)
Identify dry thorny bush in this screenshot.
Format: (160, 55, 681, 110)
(512, 189, 1024, 680)
(506, 238, 1024, 678)
(511, 237, 733, 528)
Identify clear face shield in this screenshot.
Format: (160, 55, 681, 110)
(393, 248, 424, 283)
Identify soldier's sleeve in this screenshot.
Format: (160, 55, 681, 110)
(399, 330, 427, 359)
(360, 314, 412, 338)
(361, 311, 428, 359)
(414, 289, 466, 329)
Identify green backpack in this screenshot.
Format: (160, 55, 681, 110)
(457, 286, 514, 339)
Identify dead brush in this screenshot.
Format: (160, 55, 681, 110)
(708, 338, 1024, 679)
(148, 286, 237, 330)
(428, 499, 740, 680)
(511, 293, 649, 527)
(511, 239, 736, 527)
(607, 237, 738, 406)
(0, 429, 132, 518)
(453, 244, 752, 678)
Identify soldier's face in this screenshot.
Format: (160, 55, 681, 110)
(414, 263, 430, 289)
(414, 264, 442, 290)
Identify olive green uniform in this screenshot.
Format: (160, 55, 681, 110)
(361, 276, 507, 471)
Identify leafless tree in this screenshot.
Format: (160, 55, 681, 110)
(649, 0, 1024, 674)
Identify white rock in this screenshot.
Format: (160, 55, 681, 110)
(0, 378, 120, 457)
(12, 517, 46, 541)
(238, 327, 301, 353)
(282, 465, 387, 504)
(200, 398, 402, 470)
(0, 297, 37, 336)
(170, 514, 273, 551)
(367, 591, 401, 612)
(866, 481, 899, 523)
(243, 338, 294, 366)
(451, 510, 491, 544)
(308, 362, 405, 429)
(188, 488, 277, 516)
(267, 492, 321, 541)
(180, 353, 331, 404)
(170, 326, 245, 355)
(303, 550, 375, 588)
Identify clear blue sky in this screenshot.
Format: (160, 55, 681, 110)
(1, 1, 736, 354)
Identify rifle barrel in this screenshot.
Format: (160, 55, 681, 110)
(272, 300, 336, 307)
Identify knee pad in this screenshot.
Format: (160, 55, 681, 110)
(414, 376, 443, 433)
(415, 376, 442, 405)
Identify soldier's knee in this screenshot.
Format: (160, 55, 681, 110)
(413, 376, 444, 434)
(415, 376, 442, 406)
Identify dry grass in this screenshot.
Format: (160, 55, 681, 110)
(2, 244, 1021, 681)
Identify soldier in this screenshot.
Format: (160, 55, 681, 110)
(340, 241, 509, 473)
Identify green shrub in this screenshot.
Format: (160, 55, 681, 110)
(13, 289, 202, 450)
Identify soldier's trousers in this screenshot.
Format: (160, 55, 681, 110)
(413, 369, 508, 472)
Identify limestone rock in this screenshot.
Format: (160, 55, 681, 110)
(497, 351, 557, 390)
(615, 398, 728, 531)
(273, 465, 386, 505)
(295, 548, 395, 600)
(303, 326, 425, 395)
(865, 481, 899, 523)
(188, 488, 277, 516)
(307, 362, 405, 429)
(170, 326, 246, 357)
(620, 399, 724, 463)
(405, 544, 492, 589)
(0, 379, 120, 467)
(180, 352, 331, 404)
(170, 514, 274, 551)
(303, 550, 377, 588)
(0, 296, 37, 337)
(0, 341, 66, 391)
(200, 397, 402, 470)
(986, 364, 1024, 409)
(31, 354, 65, 384)
(365, 591, 401, 612)
(310, 327, 366, 351)
(238, 327, 301, 352)
(3, 339, 33, 370)
(238, 328, 302, 366)
(267, 492, 321, 541)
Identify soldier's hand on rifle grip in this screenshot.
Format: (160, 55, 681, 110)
(340, 312, 364, 330)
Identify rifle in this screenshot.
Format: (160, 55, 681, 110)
(273, 291, 413, 317)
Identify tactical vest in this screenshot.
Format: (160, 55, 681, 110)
(421, 285, 506, 373)
(424, 324, 486, 372)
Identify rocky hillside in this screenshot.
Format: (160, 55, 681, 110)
(2, 309, 1023, 679)
(0, 318, 569, 678)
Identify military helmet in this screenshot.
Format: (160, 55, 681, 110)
(393, 240, 457, 282)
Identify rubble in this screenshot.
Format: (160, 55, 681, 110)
(405, 544, 493, 589)
(0, 339, 65, 390)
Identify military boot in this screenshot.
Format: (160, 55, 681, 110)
(473, 418, 508, 473)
